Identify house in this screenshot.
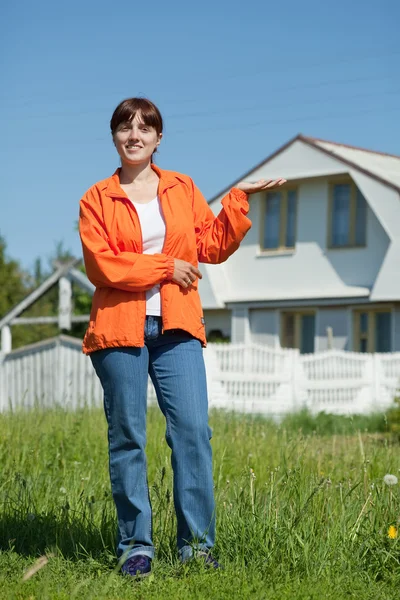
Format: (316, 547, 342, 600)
(199, 134, 400, 353)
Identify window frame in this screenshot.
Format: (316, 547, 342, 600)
(280, 310, 316, 353)
(327, 179, 367, 249)
(260, 187, 298, 253)
(353, 307, 393, 352)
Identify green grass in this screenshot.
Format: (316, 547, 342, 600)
(0, 406, 399, 599)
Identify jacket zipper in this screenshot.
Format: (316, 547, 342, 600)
(123, 198, 147, 343)
(159, 190, 168, 334)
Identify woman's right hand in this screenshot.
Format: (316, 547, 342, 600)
(172, 259, 202, 288)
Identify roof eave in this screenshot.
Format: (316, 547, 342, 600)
(208, 133, 400, 205)
(207, 133, 303, 204)
(300, 135, 400, 193)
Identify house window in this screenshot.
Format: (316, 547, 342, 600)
(329, 182, 367, 248)
(281, 311, 315, 353)
(263, 189, 297, 250)
(354, 309, 392, 352)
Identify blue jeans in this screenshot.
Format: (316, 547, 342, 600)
(90, 316, 215, 562)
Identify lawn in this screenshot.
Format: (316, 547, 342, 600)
(0, 406, 399, 599)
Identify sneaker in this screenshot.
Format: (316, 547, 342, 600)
(121, 554, 152, 578)
(197, 551, 223, 569)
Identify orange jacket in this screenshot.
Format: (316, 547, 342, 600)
(79, 164, 251, 354)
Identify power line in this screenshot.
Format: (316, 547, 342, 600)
(3, 48, 399, 111)
(0, 104, 398, 151)
(169, 105, 400, 136)
(205, 49, 400, 84)
(165, 85, 399, 121)
(2, 74, 397, 123)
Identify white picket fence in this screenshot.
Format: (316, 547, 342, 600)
(0, 335, 399, 416)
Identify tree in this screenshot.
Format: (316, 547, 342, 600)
(0, 237, 93, 349)
(0, 235, 28, 318)
(14, 241, 83, 347)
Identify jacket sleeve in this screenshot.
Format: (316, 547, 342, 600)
(79, 189, 175, 292)
(191, 180, 252, 264)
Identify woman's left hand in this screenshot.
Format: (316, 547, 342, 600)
(236, 178, 287, 195)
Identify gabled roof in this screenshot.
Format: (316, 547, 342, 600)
(302, 136, 400, 190)
(208, 134, 400, 203)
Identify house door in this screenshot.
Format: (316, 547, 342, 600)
(281, 311, 316, 353)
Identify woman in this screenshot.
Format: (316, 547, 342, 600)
(79, 97, 285, 577)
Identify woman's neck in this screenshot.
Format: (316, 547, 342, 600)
(119, 161, 155, 185)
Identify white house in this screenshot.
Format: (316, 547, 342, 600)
(200, 134, 400, 354)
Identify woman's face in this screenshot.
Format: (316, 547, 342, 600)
(113, 111, 162, 165)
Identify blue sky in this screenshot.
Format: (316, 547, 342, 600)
(1, 0, 399, 272)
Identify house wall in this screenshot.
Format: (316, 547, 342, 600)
(198, 266, 220, 310)
(350, 172, 400, 301)
(203, 309, 231, 339)
(352, 171, 400, 240)
(210, 140, 353, 207)
(208, 302, 400, 352)
(316, 307, 350, 351)
(325, 208, 389, 290)
(212, 177, 389, 302)
(316, 303, 400, 352)
(198, 263, 233, 310)
(231, 308, 250, 343)
(247, 306, 350, 351)
(249, 308, 279, 346)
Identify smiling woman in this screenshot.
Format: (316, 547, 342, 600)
(78, 96, 286, 578)
(110, 98, 163, 170)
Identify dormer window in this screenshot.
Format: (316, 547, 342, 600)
(262, 189, 297, 250)
(328, 182, 367, 248)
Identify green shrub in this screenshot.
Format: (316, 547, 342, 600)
(280, 408, 389, 436)
(387, 396, 400, 436)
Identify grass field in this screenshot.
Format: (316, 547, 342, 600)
(0, 406, 399, 599)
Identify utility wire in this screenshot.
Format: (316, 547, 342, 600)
(170, 104, 400, 136)
(3, 48, 399, 110)
(3, 74, 397, 123)
(1, 103, 398, 150)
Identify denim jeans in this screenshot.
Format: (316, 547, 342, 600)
(90, 316, 215, 562)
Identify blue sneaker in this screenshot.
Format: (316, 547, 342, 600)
(180, 548, 223, 569)
(198, 551, 223, 569)
(121, 554, 152, 578)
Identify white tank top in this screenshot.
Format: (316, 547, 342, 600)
(131, 196, 166, 316)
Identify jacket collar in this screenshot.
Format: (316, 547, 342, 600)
(105, 164, 179, 199)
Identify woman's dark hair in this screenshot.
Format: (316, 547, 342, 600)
(110, 98, 163, 136)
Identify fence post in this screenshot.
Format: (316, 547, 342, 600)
(0, 352, 5, 412)
(1, 326, 11, 354)
(56, 337, 62, 407)
(371, 353, 388, 412)
(244, 343, 252, 374)
(58, 277, 72, 330)
(372, 354, 379, 410)
(291, 349, 303, 412)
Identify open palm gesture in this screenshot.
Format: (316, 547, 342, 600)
(236, 178, 286, 195)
